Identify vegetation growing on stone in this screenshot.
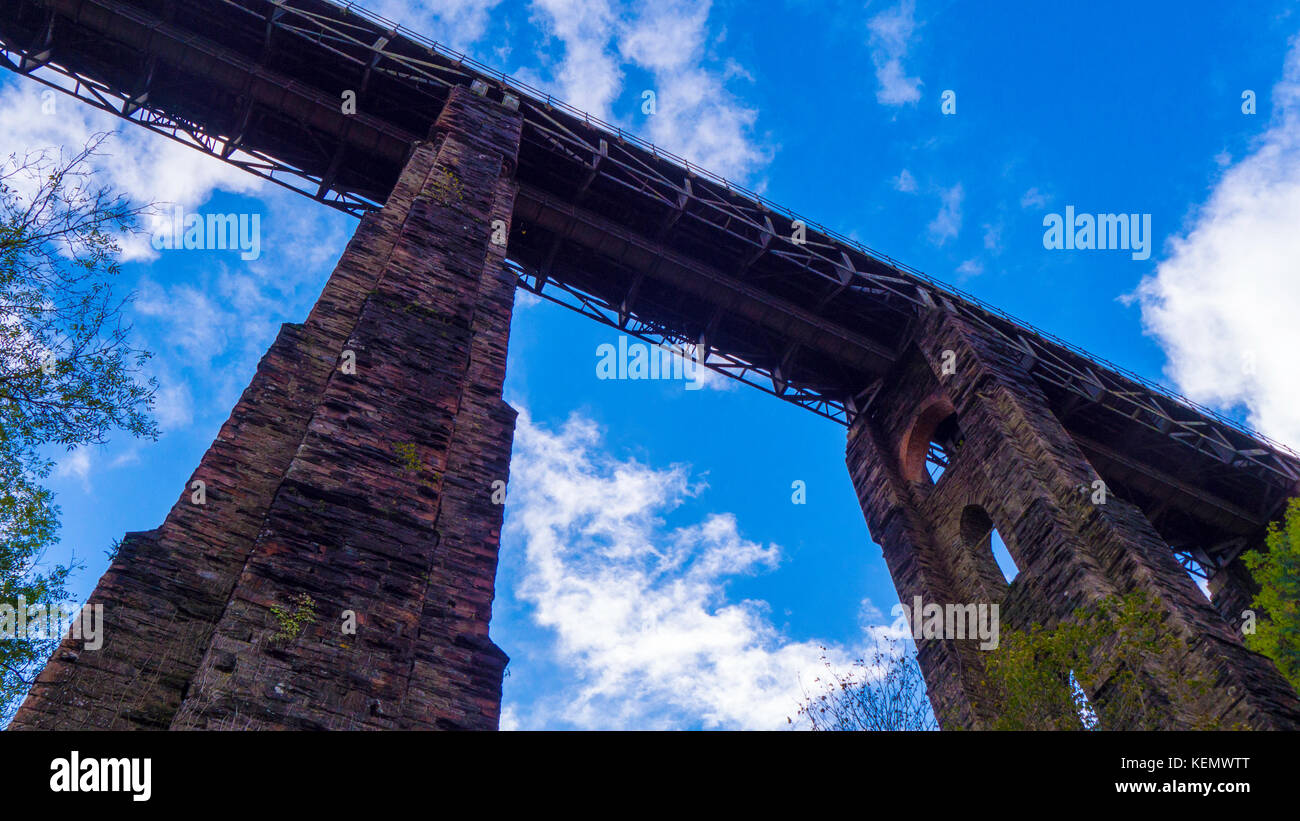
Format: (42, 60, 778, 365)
(799, 592, 1224, 730)
(393, 442, 423, 472)
(979, 592, 1218, 730)
(269, 593, 318, 644)
(1242, 498, 1300, 694)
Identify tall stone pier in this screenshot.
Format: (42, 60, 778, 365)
(11, 86, 523, 730)
(845, 311, 1300, 730)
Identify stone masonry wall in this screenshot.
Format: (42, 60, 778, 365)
(10, 86, 522, 731)
(846, 310, 1300, 730)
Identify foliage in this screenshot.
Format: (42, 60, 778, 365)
(980, 592, 1216, 730)
(0, 133, 157, 452)
(269, 593, 318, 643)
(1242, 498, 1300, 693)
(801, 594, 1223, 731)
(0, 463, 77, 725)
(0, 133, 155, 724)
(393, 442, 422, 472)
(794, 640, 938, 731)
(428, 168, 463, 205)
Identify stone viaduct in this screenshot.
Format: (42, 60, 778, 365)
(3, 0, 1298, 729)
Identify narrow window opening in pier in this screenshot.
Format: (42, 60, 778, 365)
(989, 529, 1018, 583)
(961, 505, 1020, 583)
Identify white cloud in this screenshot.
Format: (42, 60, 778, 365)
(694, 351, 740, 392)
(527, 0, 625, 117)
(1020, 187, 1048, 209)
(867, 0, 922, 106)
(500, 410, 876, 729)
(928, 183, 963, 245)
(858, 597, 885, 625)
(109, 448, 141, 469)
(1132, 35, 1300, 449)
(514, 289, 543, 310)
(135, 280, 233, 368)
(982, 222, 1002, 252)
(0, 79, 262, 261)
(367, 0, 505, 50)
(639, 64, 767, 179)
(153, 381, 195, 431)
(54, 448, 92, 488)
(956, 258, 982, 279)
(893, 168, 918, 192)
(617, 0, 711, 72)
(525, 0, 769, 180)
(722, 58, 756, 84)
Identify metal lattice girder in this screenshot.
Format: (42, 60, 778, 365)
(510, 260, 852, 424)
(3, 0, 1299, 544)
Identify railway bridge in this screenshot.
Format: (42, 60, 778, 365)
(4, 0, 1299, 729)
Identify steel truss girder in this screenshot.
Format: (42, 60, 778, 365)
(0, 40, 386, 215)
(510, 260, 851, 424)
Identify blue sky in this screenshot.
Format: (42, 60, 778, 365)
(5, 0, 1300, 729)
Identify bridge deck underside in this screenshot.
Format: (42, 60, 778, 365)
(2, 0, 1297, 575)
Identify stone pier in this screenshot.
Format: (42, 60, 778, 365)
(845, 312, 1300, 730)
(10, 86, 523, 731)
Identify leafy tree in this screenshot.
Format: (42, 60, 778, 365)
(0, 133, 157, 724)
(0, 439, 71, 724)
(978, 619, 1099, 731)
(794, 640, 938, 731)
(1242, 498, 1300, 693)
(979, 592, 1217, 730)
